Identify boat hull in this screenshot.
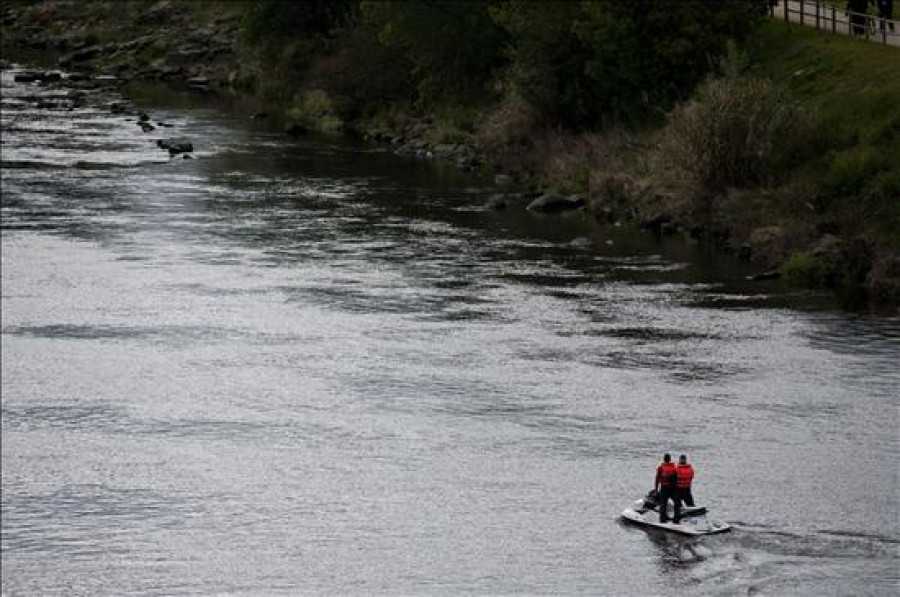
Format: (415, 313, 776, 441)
(620, 507, 731, 536)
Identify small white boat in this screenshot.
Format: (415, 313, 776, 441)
(620, 490, 731, 536)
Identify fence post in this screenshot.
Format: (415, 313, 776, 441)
(784, 0, 789, 25)
(800, 0, 805, 25)
(831, 4, 836, 34)
(815, 1, 820, 30)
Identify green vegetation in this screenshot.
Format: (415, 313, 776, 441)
(781, 251, 834, 287)
(746, 22, 900, 247)
(644, 21, 899, 299)
(239, 0, 768, 128)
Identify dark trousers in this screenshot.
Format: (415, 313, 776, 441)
(677, 487, 695, 509)
(658, 486, 679, 523)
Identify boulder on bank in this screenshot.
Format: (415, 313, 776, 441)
(166, 48, 207, 67)
(486, 194, 509, 210)
(285, 123, 308, 137)
(746, 269, 781, 281)
(13, 71, 40, 83)
(569, 236, 594, 249)
(526, 193, 587, 213)
(13, 70, 63, 84)
(494, 173, 513, 186)
(93, 74, 119, 86)
(157, 138, 193, 155)
(186, 76, 210, 91)
(62, 44, 104, 65)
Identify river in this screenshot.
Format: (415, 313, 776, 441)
(2, 66, 899, 596)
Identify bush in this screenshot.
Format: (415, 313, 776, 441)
(780, 251, 832, 287)
(286, 90, 342, 132)
(477, 93, 543, 152)
(656, 75, 809, 193)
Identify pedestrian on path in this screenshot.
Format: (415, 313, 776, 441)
(847, 0, 873, 35)
(877, 0, 895, 32)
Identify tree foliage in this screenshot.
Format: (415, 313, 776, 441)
(243, 0, 358, 54)
(576, 0, 767, 123)
(490, 1, 595, 129)
(360, 0, 506, 106)
(241, 0, 767, 126)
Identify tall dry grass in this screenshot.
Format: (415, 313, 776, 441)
(476, 92, 639, 194)
(654, 75, 804, 194)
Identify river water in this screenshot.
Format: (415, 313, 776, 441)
(2, 67, 899, 596)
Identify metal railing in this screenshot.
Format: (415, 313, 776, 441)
(776, 0, 900, 45)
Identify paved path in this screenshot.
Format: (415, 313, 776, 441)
(774, 0, 900, 46)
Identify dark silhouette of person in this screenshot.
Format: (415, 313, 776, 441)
(877, 0, 895, 32)
(847, 0, 873, 35)
(655, 453, 679, 523)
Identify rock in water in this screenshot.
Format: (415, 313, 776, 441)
(526, 194, 587, 213)
(157, 138, 193, 155)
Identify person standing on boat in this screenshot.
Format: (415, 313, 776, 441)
(655, 453, 679, 523)
(674, 454, 695, 523)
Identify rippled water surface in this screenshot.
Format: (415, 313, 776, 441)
(2, 67, 899, 596)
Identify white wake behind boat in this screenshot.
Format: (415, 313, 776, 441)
(620, 490, 731, 536)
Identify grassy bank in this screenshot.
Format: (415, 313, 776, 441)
(739, 22, 899, 297)
(514, 20, 900, 302)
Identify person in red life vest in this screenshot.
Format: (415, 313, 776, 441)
(654, 453, 679, 523)
(673, 454, 695, 524)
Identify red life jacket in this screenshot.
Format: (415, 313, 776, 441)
(656, 462, 677, 488)
(676, 463, 694, 489)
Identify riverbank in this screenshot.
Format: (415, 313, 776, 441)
(2, 1, 898, 305)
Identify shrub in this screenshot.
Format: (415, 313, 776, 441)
(824, 146, 884, 197)
(477, 93, 543, 152)
(475, 92, 544, 171)
(656, 75, 809, 193)
(286, 90, 342, 132)
(780, 251, 831, 287)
